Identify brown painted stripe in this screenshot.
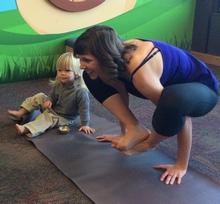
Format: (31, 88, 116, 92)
(48, 0, 105, 12)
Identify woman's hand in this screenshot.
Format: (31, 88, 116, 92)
(79, 125, 95, 134)
(96, 127, 151, 151)
(154, 164, 187, 185)
(43, 100, 52, 109)
(96, 134, 150, 155)
(96, 134, 124, 148)
(96, 134, 119, 142)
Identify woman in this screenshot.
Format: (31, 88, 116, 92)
(73, 25, 219, 185)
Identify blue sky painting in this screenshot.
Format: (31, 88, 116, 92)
(0, 0, 16, 12)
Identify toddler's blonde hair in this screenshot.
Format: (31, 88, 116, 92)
(50, 52, 86, 88)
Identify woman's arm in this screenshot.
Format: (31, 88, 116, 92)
(97, 52, 164, 150)
(83, 71, 133, 127)
(99, 93, 150, 150)
(105, 79, 129, 134)
(176, 117, 192, 171)
(131, 61, 193, 184)
(155, 117, 192, 185)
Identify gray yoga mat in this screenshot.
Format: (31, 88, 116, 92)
(31, 114, 220, 204)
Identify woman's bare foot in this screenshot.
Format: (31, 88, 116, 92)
(123, 132, 168, 155)
(122, 139, 153, 155)
(15, 124, 29, 135)
(96, 126, 151, 151)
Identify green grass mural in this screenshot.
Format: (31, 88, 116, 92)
(0, 0, 196, 83)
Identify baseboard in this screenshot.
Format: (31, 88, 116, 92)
(191, 51, 220, 67)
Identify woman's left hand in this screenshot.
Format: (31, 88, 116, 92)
(79, 126, 95, 134)
(154, 164, 187, 185)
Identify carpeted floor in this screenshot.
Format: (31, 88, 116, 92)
(0, 66, 219, 203)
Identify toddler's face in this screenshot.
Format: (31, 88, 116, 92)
(56, 68, 75, 84)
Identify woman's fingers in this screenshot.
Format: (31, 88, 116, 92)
(160, 170, 169, 182)
(96, 135, 117, 142)
(170, 174, 177, 185)
(177, 175, 182, 184)
(154, 164, 185, 185)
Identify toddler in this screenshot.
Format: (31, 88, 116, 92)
(8, 52, 95, 137)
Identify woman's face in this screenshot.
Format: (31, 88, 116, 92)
(78, 54, 101, 79)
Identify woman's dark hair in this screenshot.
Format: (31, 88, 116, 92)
(74, 25, 126, 79)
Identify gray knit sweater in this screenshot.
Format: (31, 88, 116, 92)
(48, 81, 90, 126)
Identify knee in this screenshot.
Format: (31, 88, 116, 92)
(158, 88, 185, 113)
(32, 93, 48, 106)
(152, 90, 185, 137)
(34, 92, 48, 99)
(152, 112, 185, 136)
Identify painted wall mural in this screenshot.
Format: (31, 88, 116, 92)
(16, 0, 136, 34)
(0, 0, 196, 83)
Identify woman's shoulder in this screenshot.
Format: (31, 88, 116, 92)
(124, 39, 152, 46)
(124, 39, 138, 45)
(125, 40, 154, 69)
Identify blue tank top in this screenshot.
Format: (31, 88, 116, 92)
(152, 40, 219, 94)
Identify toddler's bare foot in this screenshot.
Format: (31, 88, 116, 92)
(8, 110, 22, 121)
(15, 124, 29, 135)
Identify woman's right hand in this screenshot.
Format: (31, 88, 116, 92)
(96, 126, 151, 151)
(154, 164, 187, 185)
(43, 100, 52, 109)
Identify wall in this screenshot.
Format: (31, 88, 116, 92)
(0, 0, 196, 83)
(191, 0, 220, 55)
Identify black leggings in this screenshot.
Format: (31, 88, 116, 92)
(83, 72, 218, 137)
(152, 83, 218, 136)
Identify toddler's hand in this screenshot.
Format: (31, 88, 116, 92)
(43, 100, 52, 109)
(79, 126, 95, 134)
